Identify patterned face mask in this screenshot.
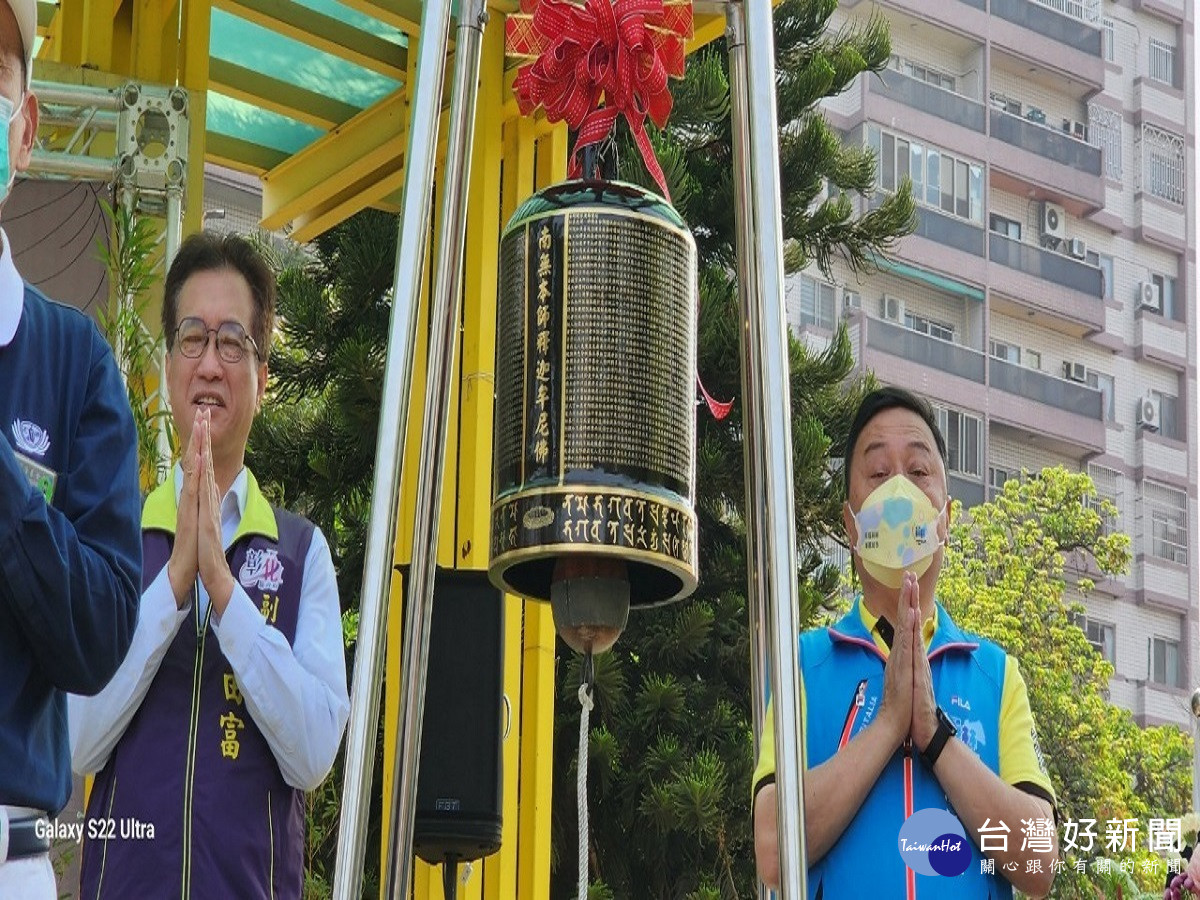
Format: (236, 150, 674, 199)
(850, 474, 947, 589)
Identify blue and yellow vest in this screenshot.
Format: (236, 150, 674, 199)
(802, 601, 1013, 900)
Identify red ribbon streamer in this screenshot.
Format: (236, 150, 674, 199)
(506, 0, 692, 200)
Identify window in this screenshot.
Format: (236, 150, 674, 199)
(1072, 614, 1116, 663)
(1086, 370, 1116, 422)
(988, 465, 1013, 500)
(1148, 637, 1181, 687)
(989, 340, 1021, 365)
(1102, 18, 1115, 62)
(989, 214, 1021, 240)
(1145, 479, 1187, 563)
(936, 407, 982, 478)
(1148, 39, 1177, 87)
(793, 275, 836, 331)
(894, 56, 957, 92)
(1088, 104, 1123, 179)
(1098, 254, 1114, 301)
(1087, 463, 1125, 535)
(868, 125, 984, 224)
(905, 312, 954, 342)
(1024, 349, 1042, 371)
(1151, 273, 1179, 321)
(1143, 125, 1185, 205)
(1148, 389, 1180, 440)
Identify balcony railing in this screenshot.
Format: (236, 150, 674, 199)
(990, 357, 1104, 419)
(914, 207, 986, 257)
(873, 70, 987, 132)
(990, 109, 1103, 176)
(991, 0, 1103, 55)
(866, 318, 986, 382)
(989, 232, 1104, 297)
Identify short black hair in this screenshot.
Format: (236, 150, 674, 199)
(843, 386, 948, 495)
(163, 231, 276, 361)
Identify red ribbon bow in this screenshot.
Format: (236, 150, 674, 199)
(506, 0, 692, 200)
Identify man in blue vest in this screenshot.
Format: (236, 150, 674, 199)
(70, 232, 350, 899)
(0, 0, 142, 896)
(752, 387, 1057, 899)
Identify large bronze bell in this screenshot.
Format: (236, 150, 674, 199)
(489, 180, 699, 653)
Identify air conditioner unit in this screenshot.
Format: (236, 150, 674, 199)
(1068, 238, 1087, 259)
(1061, 119, 1088, 140)
(1172, 548, 1188, 565)
(843, 289, 861, 311)
(1138, 281, 1162, 313)
(1137, 394, 1160, 431)
(1063, 361, 1088, 382)
(881, 294, 904, 322)
(1041, 202, 1066, 241)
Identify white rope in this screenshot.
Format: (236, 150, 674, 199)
(577, 671, 594, 899)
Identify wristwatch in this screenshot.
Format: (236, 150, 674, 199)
(920, 707, 957, 770)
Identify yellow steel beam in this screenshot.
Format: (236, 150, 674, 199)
(336, 0, 422, 35)
(208, 57, 361, 131)
(179, 0, 211, 238)
(259, 87, 409, 231)
(213, 0, 407, 81)
(205, 132, 289, 175)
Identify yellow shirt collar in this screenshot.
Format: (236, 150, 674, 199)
(857, 599, 939, 654)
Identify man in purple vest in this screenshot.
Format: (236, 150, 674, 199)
(70, 232, 350, 900)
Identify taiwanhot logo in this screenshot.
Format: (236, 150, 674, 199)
(897, 808, 971, 877)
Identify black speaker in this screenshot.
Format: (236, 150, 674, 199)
(412, 567, 505, 864)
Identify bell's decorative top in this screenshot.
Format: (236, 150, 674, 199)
(505, 0, 693, 200)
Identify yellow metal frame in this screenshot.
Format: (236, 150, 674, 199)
(40, 0, 727, 894)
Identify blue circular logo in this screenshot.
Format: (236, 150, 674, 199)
(897, 808, 971, 877)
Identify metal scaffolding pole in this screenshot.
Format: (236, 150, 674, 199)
(330, 0, 483, 891)
(732, 0, 808, 895)
(383, 0, 488, 892)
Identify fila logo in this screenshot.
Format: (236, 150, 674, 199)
(11, 419, 50, 457)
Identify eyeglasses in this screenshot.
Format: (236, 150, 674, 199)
(173, 317, 261, 364)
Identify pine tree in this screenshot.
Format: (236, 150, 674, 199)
(548, 0, 915, 896)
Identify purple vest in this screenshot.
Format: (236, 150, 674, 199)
(79, 508, 314, 900)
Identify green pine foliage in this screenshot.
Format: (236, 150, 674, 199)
(549, 0, 914, 895)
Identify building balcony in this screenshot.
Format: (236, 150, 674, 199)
(912, 207, 986, 258)
(871, 70, 986, 132)
(990, 0, 1103, 58)
(865, 317, 986, 382)
(989, 110, 1105, 209)
(949, 474, 985, 510)
(987, 233, 1105, 334)
(988, 358, 1106, 453)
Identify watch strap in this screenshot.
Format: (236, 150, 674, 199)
(920, 708, 956, 769)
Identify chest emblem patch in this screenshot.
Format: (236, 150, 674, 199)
(239, 548, 285, 591)
(12, 419, 50, 456)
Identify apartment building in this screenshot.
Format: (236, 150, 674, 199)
(796, 0, 1196, 731)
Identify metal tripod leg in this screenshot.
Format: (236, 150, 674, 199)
(331, 0, 489, 892)
(726, 1, 808, 896)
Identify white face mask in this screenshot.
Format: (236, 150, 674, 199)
(0, 93, 24, 205)
(850, 474, 947, 589)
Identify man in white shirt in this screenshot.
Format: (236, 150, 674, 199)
(70, 231, 350, 899)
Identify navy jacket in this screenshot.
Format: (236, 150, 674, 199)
(0, 284, 141, 814)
